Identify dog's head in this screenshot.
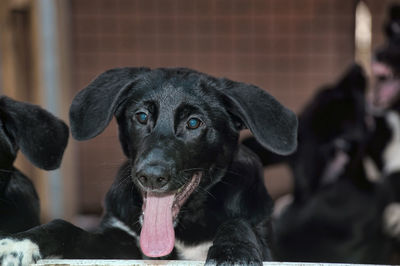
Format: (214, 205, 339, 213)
(0, 96, 69, 171)
(301, 64, 366, 144)
(298, 64, 368, 189)
(370, 5, 400, 112)
(70, 67, 297, 257)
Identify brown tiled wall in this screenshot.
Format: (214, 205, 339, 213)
(69, 0, 395, 213)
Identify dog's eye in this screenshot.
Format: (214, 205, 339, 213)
(377, 75, 388, 82)
(136, 112, 148, 124)
(187, 118, 202, 129)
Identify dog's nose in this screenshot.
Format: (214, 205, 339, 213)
(136, 166, 170, 190)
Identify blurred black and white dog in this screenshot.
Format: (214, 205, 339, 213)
(0, 67, 297, 265)
(245, 63, 400, 263)
(0, 96, 69, 234)
(367, 5, 400, 250)
(270, 65, 387, 263)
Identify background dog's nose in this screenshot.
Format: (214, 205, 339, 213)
(136, 166, 170, 190)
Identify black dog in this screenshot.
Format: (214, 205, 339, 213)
(0, 67, 297, 265)
(244, 64, 369, 202)
(0, 96, 69, 234)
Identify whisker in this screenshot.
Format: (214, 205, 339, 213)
(181, 166, 242, 180)
(0, 168, 16, 174)
(181, 168, 207, 173)
(195, 185, 216, 199)
(212, 166, 242, 177)
(112, 175, 131, 190)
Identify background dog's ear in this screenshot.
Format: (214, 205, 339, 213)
(220, 79, 298, 155)
(0, 96, 69, 170)
(70, 67, 151, 140)
(335, 63, 367, 94)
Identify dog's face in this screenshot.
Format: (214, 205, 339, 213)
(370, 59, 400, 112)
(370, 5, 400, 112)
(70, 67, 298, 257)
(115, 73, 239, 194)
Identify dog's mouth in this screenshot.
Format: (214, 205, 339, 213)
(371, 82, 400, 110)
(370, 62, 400, 111)
(139, 171, 202, 258)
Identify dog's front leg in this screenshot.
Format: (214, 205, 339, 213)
(0, 219, 141, 266)
(0, 219, 88, 266)
(205, 218, 270, 266)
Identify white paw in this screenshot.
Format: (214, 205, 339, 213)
(383, 203, 400, 238)
(0, 238, 41, 266)
(383, 112, 400, 174)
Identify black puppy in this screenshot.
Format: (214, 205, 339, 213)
(244, 64, 369, 202)
(0, 96, 69, 234)
(0, 67, 297, 265)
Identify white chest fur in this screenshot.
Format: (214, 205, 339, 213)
(383, 111, 400, 174)
(174, 240, 212, 261)
(108, 216, 212, 260)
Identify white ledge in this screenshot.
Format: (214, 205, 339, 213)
(33, 259, 378, 266)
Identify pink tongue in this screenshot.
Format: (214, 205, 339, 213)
(140, 192, 175, 257)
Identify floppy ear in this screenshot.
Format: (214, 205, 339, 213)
(336, 63, 367, 94)
(0, 96, 69, 170)
(69, 67, 151, 140)
(0, 120, 17, 168)
(220, 79, 298, 155)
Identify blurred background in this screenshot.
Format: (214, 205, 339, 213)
(0, 0, 396, 226)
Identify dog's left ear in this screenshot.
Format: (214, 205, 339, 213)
(219, 79, 298, 155)
(70, 67, 151, 140)
(336, 63, 367, 94)
(0, 96, 69, 170)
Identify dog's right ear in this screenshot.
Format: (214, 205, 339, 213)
(70, 67, 151, 140)
(219, 79, 298, 155)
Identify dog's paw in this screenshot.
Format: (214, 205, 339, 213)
(205, 242, 263, 266)
(0, 238, 41, 266)
(205, 259, 261, 266)
(383, 203, 400, 239)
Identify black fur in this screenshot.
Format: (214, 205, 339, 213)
(0, 67, 297, 265)
(0, 96, 69, 234)
(375, 4, 400, 76)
